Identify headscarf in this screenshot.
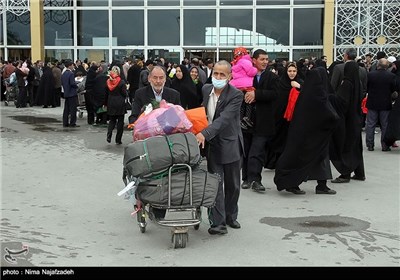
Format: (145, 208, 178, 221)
(107, 71, 121, 91)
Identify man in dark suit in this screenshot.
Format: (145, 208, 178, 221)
(241, 49, 279, 192)
(365, 58, 397, 151)
(61, 60, 79, 127)
(196, 60, 244, 235)
(128, 65, 181, 124)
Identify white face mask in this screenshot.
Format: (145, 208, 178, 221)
(212, 77, 228, 89)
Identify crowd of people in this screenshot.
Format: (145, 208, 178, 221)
(1, 48, 399, 235)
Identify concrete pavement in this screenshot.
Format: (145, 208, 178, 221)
(1, 103, 399, 267)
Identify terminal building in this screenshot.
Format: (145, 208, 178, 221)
(1, 0, 399, 64)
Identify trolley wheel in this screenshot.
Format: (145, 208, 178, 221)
(137, 208, 147, 233)
(172, 233, 188, 249)
(78, 111, 84, 118)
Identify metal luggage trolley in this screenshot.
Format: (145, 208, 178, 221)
(126, 163, 202, 249)
(77, 89, 86, 118)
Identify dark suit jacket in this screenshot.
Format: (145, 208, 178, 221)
(253, 70, 279, 136)
(367, 69, 397, 111)
(128, 85, 181, 124)
(201, 84, 244, 165)
(331, 62, 368, 96)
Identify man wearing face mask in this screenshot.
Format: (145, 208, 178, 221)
(196, 60, 244, 235)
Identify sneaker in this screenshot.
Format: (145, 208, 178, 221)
(367, 146, 374, 151)
(251, 181, 266, 192)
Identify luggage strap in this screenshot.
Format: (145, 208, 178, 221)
(164, 135, 175, 164)
(143, 141, 152, 171)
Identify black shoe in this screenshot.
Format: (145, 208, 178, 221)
(208, 225, 228, 235)
(69, 124, 80, 128)
(331, 177, 350, 183)
(116, 141, 122, 145)
(286, 187, 306, 195)
(63, 124, 69, 128)
(226, 220, 241, 229)
(251, 181, 266, 192)
(316, 187, 337, 195)
(382, 147, 391, 152)
(351, 175, 366, 181)
(241, 181, 251, 189)
(106, 137, 111, 143)
(367, 146, 374, 151)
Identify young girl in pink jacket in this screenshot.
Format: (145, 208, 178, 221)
(230, 47, 257, 129)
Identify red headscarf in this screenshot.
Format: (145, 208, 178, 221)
(107, 71, 121, 91)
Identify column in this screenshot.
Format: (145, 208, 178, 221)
(323, 0, 335, 65)
(30, 0, 44, 62)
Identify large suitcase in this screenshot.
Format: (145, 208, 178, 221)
(136, 167, 219, 208)
(123, 132, 201, 179)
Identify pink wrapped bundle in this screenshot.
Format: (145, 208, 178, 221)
(133, 100, 193, 141)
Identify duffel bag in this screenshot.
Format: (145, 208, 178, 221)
(123, 132, 201, 178)
(136, 168, 219, 208)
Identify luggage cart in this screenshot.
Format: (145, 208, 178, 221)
(77, 89, 86, 118)
(126, 164, 202, 249)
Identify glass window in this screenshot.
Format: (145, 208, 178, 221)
(113, 0, 144, 6)
(220, 1, 252, 5)
(294, 0, 324, 4)
(256, 9, 289, 46)
(44, 0, 73, 7)
(45, 49, 73, 62)
(293, 49, 323, 61)
(257, 0, 290, 4)
(44, 10, 73, 46)
(184, 10, 216, 46)
(112, 49, 144, 61)
(148, 1, 179, 6)
(77, 10, 109, 46)
(220, 9, 252, 46)
(112, 10, 144, 46)
(7, 49, 31, 61)
(183, 0, 216, 6)
(148, 10, 180, 46)
(293, 8, 323, 45)
(148, 48, 180, 64)
(78, 49, 109, 64)
(77, 0, 108, 6)
(6, 12, 31, 45)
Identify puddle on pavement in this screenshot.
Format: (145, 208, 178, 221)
(260, 215, 400, 261)
(8, 115, 72, 133)
(260, 215, 370, 234)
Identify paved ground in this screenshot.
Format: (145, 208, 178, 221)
(1, 103, 399, 267)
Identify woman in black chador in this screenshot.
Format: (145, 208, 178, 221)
(274, 66, 339, 195)
(329, 60, 365, 182)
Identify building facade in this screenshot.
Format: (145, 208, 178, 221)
(1, 0, 399, 64)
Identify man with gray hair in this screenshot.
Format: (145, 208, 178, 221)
(196, 60, 244, 235)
